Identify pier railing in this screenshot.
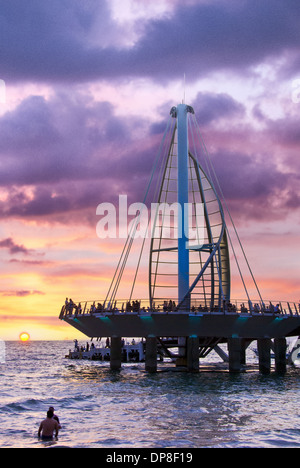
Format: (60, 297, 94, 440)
(59, 298, 300, 320)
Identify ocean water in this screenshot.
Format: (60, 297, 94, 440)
(1, 340, 300, 448)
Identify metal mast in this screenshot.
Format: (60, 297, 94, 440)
(150, 104, 230, 311)
(175, 104, 194, 309)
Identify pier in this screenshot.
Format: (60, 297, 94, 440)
(60, 298, 300, 373)
(59, 103, 300, 374)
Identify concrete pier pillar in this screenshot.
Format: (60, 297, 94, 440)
(228, 338, 244, 373)
(187, 336, 200, 372)
(145, 336, 157, 373)
(240, 339, 247, 365)
(274, 337, 287, 374)
(176, 337, 187, 367)
(110, 336, 122, 370)
(257, 338, 271, 374)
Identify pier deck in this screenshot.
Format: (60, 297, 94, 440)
(60, 309, 300, 340)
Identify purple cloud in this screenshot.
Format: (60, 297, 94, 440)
(0, 237, 32, 255)
(9, 259, 52, 266)
(0, 93, 150, 188)
(1, 1, 300, 84)
(191, 92, 245, 126)
(0, 90, 160, 221)
(0, 87, 299, 225)
(0, 290, 45, 297)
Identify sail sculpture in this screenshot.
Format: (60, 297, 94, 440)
(149, 104, 230, 311)
(59, 102, 300, 375)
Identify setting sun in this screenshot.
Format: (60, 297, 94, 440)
(19, 333, 30, 342)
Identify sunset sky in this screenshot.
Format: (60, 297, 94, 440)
(0, 0, 299, 340)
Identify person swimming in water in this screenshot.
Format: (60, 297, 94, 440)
(38, 409, 59, 441)
(49, 406, 62, 429)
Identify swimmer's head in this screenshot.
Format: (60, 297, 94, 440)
(47, 410, 54, 419)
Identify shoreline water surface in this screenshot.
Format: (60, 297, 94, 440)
(1, 341, 300, 448)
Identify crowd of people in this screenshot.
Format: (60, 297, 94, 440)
(62, 297, 287, 317)
(62, 298, 146, 316)
(73, 339, 96, 353)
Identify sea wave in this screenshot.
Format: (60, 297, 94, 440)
(1, 341, 300, 448)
